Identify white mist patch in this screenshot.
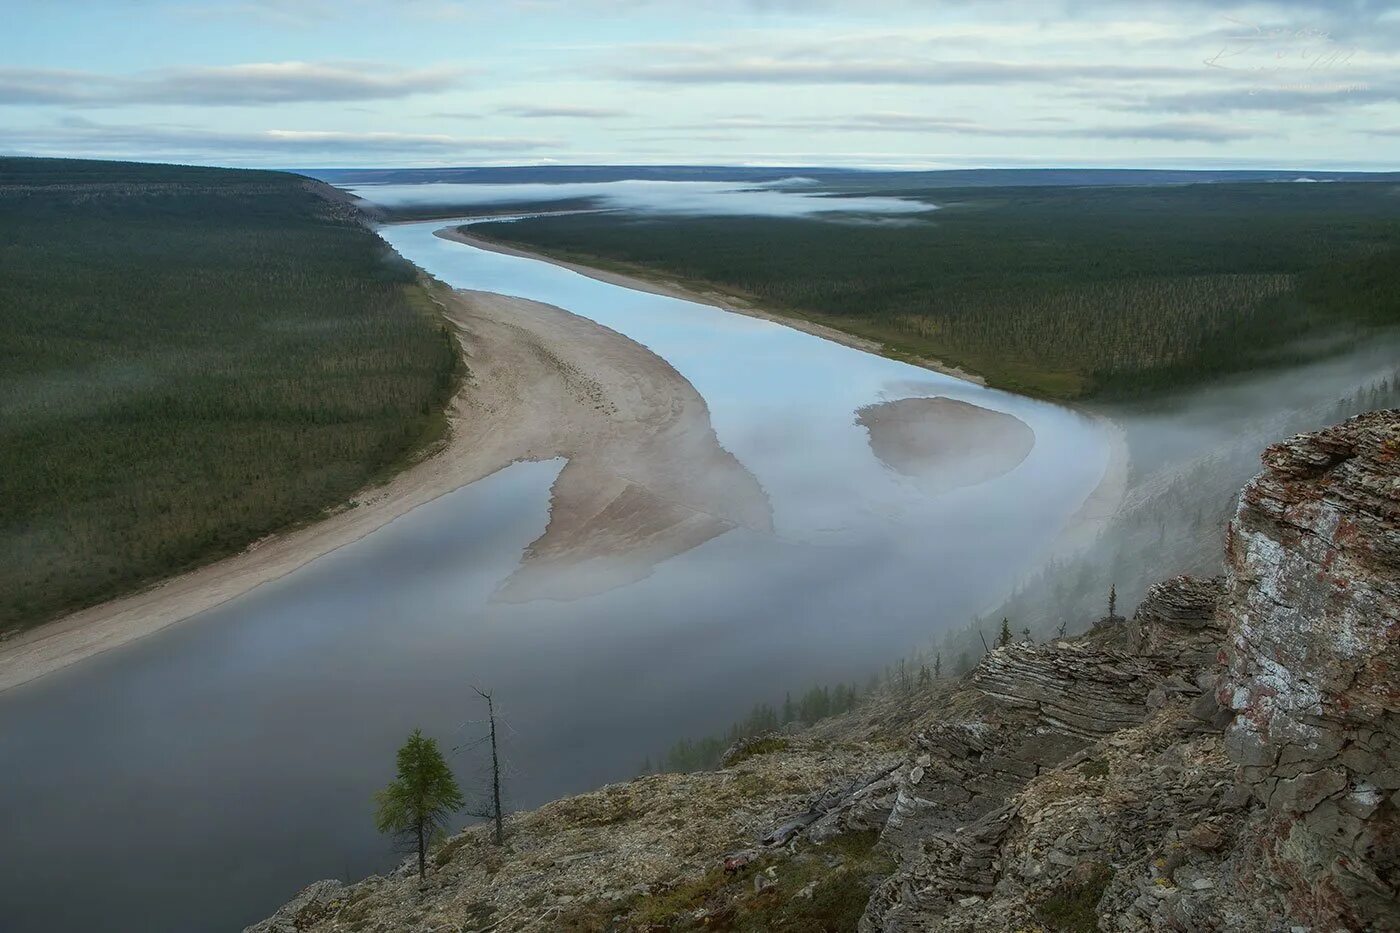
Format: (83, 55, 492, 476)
(346, 179, 935, 218)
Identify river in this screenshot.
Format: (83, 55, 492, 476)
(0, 218, 1111, 932)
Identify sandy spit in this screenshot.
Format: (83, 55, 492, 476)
(857, 396, 1035, 494)
(0, 285, 770, 694)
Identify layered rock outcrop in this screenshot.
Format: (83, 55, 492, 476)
(859, 575, 1232, 932)
(1220, 410, 1399, 929)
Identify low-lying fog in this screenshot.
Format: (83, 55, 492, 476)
(345, 178, 936, 217)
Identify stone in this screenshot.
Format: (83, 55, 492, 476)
(1220, 411, 1400, 932)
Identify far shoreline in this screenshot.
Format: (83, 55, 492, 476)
(437, 226, 988, 387)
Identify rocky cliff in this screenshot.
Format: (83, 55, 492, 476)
(251, 410, 1398, 933)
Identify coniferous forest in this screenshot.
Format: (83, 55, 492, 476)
(0, 159, 459, 631)
(476, 181, 1400, 400)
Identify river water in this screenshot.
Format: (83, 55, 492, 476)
(0, 219, 1110, 932)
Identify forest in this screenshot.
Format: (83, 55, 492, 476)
(473, 181, 1400, 400)
(0, 158, 459, 631)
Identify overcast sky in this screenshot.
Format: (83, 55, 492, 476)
(5, 0, 1397, 169)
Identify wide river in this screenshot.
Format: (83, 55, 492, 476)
(0, 218, 1111, 932)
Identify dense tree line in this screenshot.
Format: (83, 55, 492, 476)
(478, 182, 1400, 399)
(0, 158, 459, 629)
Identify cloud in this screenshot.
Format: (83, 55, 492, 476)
(617, 56, 1198, 86)
(1118, 83, 1394, 114)
(1054, 119, 1264, 142)
(1, 118, 558, 164)
(0, 62, 465, 107)
(658, 112, 1267, 142)
(496, 104, 628, 118)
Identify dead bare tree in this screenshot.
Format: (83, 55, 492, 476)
(471, 686, 505, 846)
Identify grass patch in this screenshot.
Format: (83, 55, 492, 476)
(1036, 862, 1114, 932)
(0, 158, 459, 629)
(558, 830, 892, 932)
(1079, 759, 1110, 778)
(726, 736, 791, 766)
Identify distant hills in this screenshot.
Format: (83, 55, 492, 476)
(304, 165, 1400, 189)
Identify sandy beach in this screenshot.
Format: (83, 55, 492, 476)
(0, 283, 770, 694)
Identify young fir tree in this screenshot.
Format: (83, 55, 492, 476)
(1109, 584, 1119, 621)
(933, 653, 942, 678)
(997, 617, 1013, 648)
(374, 730, 464, 879)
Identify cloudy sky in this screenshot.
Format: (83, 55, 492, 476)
(5, 0, 1398, 169)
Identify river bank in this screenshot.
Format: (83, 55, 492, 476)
(2, 224, 1131, 695)
(438, 227, 987, 387)
(443, 224, 1128, 561)
(0, 283, 765, 693)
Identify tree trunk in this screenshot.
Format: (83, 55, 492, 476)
(416, 820, 426, 879)
(488, 695, 504, 846)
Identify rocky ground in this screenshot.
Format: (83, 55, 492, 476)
(251, 410, 1398, 933)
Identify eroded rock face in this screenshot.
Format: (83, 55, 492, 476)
(1220, 410, 1400, 929)
(861, 577, 1224, 932)
(861, 408, 1399, 931)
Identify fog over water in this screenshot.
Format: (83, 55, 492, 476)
(345, 178, 936, 217)
(0, 201, 1107, 933)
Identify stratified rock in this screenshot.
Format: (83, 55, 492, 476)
(1126, 574, 1224, 670)
(1220, 410, 1400, 930)
(861, 635, 1192, 930)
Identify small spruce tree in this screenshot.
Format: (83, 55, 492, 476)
(933, 653, 942, 678)
(374, 730, 464, 880)
(997, 617, 1013, 648)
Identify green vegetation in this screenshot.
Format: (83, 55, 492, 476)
(475, 182, 1400, 400)
(650, 683, 862, 773)
(559, 829, 892, 932)
(0, 158, 458, 630)
(1036, 862, 1114, 932)
(374, 729, 464, 879)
